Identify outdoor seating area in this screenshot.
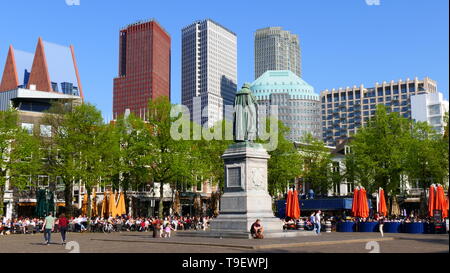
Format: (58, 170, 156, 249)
(0, 215, 211, 236)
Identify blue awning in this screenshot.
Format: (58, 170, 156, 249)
(276, 197, 373, 218)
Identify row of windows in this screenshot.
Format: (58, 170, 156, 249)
(21, 123, 52, 137)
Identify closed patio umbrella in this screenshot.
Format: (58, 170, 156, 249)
(360, 187, 369, 218)
(435, 185, 446, 219)
(109, 191, 116, 217)
(291, 189, 300, 219)
(351, 187, 359, 217)
(428, 185, 436, 217)
(81, 193, 88, 215)
(117, 192, 126, 216)
(285, 189, 292, 219)
(378, 188, 387, 217)
(101, 192, 108, 218)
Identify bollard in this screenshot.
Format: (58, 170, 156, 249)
(325, 220, 332, 233)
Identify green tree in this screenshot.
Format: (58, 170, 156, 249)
(1, 109, 42, 216)
(259, 120, 302, 196)
(299, 133, 333, 195)
(44, 103, 110, 218)
(349, 105, 411, 213)
(144, 97, 198, 218)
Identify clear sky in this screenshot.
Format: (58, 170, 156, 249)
(0, 0, 448, 119)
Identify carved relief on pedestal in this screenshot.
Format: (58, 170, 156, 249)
(249, 167, 266, 191)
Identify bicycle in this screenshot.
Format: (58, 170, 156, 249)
(102, 222, 115, 233)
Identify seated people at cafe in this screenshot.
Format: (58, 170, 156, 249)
(250, 219, 264, 239)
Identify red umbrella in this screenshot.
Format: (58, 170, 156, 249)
(351, 187, 359, 217)
(285, 189, 292, 218)
(291, 189, 300, 219)
(360, 187, 369, 218)
(428, 185, 435, 217)
(378, 188, 387, 217)
(436, 185, 447, 219)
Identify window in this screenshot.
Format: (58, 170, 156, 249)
(21, 123, 34, 135)
(40, 125, 52, 137)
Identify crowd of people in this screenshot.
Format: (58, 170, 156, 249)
(0, 214, 212, 238)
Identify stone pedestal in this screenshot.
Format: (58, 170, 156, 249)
(210, 142, 283, 235)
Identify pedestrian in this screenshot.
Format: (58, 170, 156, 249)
(58, 213, 69, 245)
(315, 210, 322, 235)
(310, 212, 316, 232)
(42, 212, 55, 245)
(152, 217, 161, 238)
(163, 223, 175, 238)
(378, 213, 385, 237)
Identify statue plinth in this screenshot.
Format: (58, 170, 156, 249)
(209, 142, 283, 235)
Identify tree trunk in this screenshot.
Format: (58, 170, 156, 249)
(64, 181, 73, 217)
(0, 185, 4, 216)
(158, 182, 164, 218)
(86, 187, 92, 220)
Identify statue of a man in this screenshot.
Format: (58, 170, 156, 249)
(233, 83, 258, 142)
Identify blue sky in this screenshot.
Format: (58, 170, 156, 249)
(0, 0, 448, 119)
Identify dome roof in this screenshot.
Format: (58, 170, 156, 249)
(250, 70, 319, 100)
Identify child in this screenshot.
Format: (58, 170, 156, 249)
(163, 223, 174, 238)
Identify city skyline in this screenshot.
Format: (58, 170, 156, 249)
(0, 0, 448, 120)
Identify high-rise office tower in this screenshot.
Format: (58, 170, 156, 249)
(254, 27, 301, 80)
(113, 19, 171, 119)
(182, 19, 237, 127)
(320, 77, 438, 146)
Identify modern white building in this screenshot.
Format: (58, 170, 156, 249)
(181, 19, 237, 127)
(254, 27, 301, 80)
(411, 92, 449, 134)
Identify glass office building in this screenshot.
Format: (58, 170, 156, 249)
(250, 70, 322, 141)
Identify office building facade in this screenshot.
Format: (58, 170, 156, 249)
(181, 19, 237, 127)
(251, 70, 322, 141)
(411, 92, 449, 134)
(113, 19, 171, 119)
(320, 77, 438, 146)
(254, 27, 301, 80)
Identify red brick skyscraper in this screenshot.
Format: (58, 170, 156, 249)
(113, 19, 171, 119)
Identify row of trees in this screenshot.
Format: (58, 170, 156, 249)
(1, 98, 448, 218)
(346, 105, 449, 215)
(1, 97, 296, 218)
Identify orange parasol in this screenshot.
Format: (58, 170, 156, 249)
(109, 191, 116, 217)
(351, 187, 359, 217)
(428, 185, 435, 217)
(291, 189, 300, 219)
(435, 185, 447, 219)
(285, 189, 292, 219)
(81, 193, 88, 215)
(101, 192, 108, 218)
(378, 188, 387, 217)
(359, 187, 369, 218)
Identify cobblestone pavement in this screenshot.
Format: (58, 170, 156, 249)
(0, 231, 448, 253)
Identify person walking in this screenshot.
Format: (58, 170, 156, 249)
(58, 213, 69, 245)
(310, 212, 316, 232)
(315, 210, 322, 235)
(378, 214, 385, 237)
(42, 212, 55, 245)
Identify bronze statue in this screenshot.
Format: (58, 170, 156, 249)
(233, 83, 258, 142)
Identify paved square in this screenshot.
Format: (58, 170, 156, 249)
(0, 231, 448, 253)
